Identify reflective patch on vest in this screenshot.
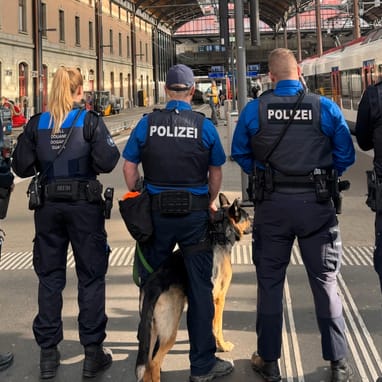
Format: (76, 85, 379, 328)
(267, 103, 313, 124)
(149, 125, 198, 139)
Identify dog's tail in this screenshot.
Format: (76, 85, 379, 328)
(135, 285, 160, 382)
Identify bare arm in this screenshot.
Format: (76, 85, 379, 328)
(123, 160, 140, 191)
(208, 165, 222, 211)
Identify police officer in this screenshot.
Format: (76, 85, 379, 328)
(231, 48, 355, 382)
(0, 115, 14, 373)
(11, 67, 120, 379)
(122, 64, 233, 382)
(355, 81, 382, 382)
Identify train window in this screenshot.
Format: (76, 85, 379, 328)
(316, 73, 332, 97)
(304, 75, 316, 93)
(350, 69, 362, 110)
(340, 69, 362, 111)
(341, 72, 351, 110)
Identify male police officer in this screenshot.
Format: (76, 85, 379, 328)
(231, 48, 355, 382)
(355, 81, 382, 382)
(122, 64, 232, 382)
(0, 116, 14, 373)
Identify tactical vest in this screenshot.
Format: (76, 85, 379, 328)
(252, 92, 333, 175)
(142, 109, 209, 187)
(372, 83, 382, 176)
(36, 108, 96, 181)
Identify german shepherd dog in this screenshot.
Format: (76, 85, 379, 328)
(135, 193, 252, 382)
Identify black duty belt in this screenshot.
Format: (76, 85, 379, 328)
(44, 180, 100, 202)
(272, 172, 316, 193)
(151, 191, 209, 212)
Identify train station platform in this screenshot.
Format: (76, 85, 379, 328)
(1, 102, 381, 382)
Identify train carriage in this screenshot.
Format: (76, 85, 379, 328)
(300, 28, 382, 129)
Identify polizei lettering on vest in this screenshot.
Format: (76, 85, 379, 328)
(268, 108, 312, 121)
(149, 125, 198, 138)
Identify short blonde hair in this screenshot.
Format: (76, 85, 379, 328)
(268, 48, 298, 80)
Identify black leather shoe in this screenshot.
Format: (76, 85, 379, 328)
(0, 352, 13, 371)
(83, 344, 112, 378)
(251, 352, 281, 382)
(40, 347, 60, 379)
(331, 359, 353, 382)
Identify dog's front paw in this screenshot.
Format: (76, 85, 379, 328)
(216, 341, 234, 352)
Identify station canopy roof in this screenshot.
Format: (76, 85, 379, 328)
(133, 0, 314, 31)
(133, 0, 382, 32)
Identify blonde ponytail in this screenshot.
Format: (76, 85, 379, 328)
(48, 67, 83, 134)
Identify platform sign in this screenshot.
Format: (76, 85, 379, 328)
(208, 72, 225, 79)
(208, 65, 225, 79)
(247, 64, 260, 77)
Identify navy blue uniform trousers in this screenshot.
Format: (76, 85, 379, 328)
(32, 200, 109, 349)
(253, 191, 348, 362)
(373, 211, 382, 292)
(139, 209, 216, 376)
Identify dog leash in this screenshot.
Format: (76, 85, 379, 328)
(133, 242, 154, 287)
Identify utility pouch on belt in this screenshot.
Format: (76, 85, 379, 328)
(252, 168, 265, 202)
(86, 180, 103, 203)
(366, 170, 382, 212)
(159, 190, 192, 215)
(27, 175, 43, 210)
(119, 189, 153, 243)
(313, 168, 331, 202)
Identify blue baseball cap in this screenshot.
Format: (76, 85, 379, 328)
(165, 64, 194, 91)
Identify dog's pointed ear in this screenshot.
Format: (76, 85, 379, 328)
(228, 199, 241, 222)
(219, 193, 230, 207)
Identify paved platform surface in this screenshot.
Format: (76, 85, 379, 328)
(1, 104, 381, 382)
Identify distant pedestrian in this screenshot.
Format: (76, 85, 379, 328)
(251, 78, 262, 99)
(205, 80, 219, 124)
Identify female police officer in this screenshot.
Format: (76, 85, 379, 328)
(11, 67, 120, 379)
(231, 49, 355, 382)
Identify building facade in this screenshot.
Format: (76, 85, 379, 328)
(0, 0, 173, 115)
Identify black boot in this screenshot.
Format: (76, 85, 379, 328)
(40, 347, 60, 379)
(83, 344, 112, 378)
(0, 352, 13, 371)
(331, 358, 353, 382)
(251, 352, 281, 382)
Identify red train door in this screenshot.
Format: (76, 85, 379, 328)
(331, 66, 341, 107)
